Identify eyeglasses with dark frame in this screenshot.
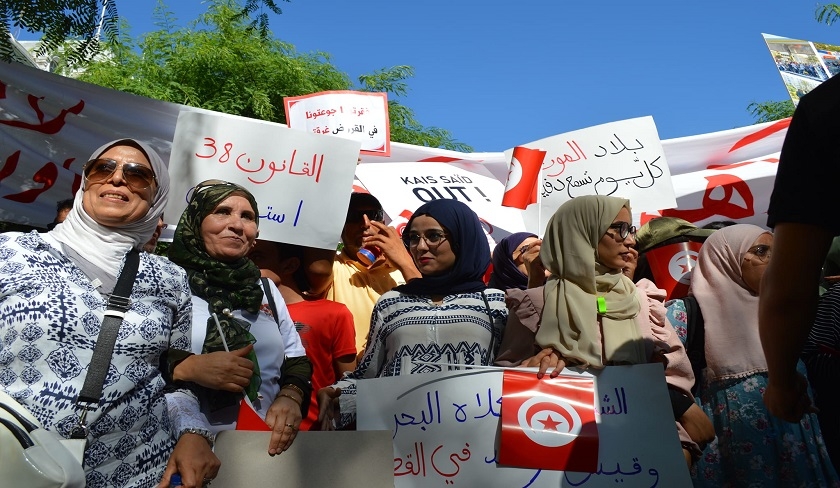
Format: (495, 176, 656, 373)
(606, 222, 637, 240)
(346, 208, 385, 224)
(83, 158, 157, 191)
(747, 244, 772, 262)
(406, 231, 448, 248)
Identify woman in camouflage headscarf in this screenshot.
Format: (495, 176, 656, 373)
(168, 180, 312, 456)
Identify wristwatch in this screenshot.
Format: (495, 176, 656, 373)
(180, 427, 216, 449)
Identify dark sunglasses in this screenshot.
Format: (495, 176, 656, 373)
(406, 230, 448, 248)
(83, 158, 157, 190)
(346, 208, 384, 223)
(607, 222, 637, 240)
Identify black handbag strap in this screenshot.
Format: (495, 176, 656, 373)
(261, 277, 281, 325)
(480, 291, 496, 364)
(76, 249, 140, 407)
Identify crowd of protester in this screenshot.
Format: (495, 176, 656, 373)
(3, 76, 840, 487)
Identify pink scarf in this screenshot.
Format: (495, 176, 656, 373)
(688, 224, 770, 383)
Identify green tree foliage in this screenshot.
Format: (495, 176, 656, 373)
(746, 100, 795, 124)
(1, 0, 118, 64)
(0, 0, 285, 64)
(78, 0, 471, 151)
(816, 3, 840, 25)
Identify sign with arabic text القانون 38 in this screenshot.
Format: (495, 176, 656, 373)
(357, 363, 691, 487)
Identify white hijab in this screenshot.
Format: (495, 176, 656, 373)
(50, 139, 169, 281)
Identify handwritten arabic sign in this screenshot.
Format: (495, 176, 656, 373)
(357, 364, 690, 487)
(354, 161, 527, 244)
(513, 116, 676, 229)
(284, 90, 390, 156)
(166, 111, 361, 250)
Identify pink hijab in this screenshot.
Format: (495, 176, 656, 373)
(688, 224, 770, 383)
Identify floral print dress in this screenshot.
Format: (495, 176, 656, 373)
(665, 298, 839, 488)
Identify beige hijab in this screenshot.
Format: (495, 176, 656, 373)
(688, 224, 769, 382)
(536, 195, 644, 368)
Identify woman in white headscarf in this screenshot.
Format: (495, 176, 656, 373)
(0, 139, 219, 487)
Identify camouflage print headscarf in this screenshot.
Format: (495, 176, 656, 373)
(168, 180, 263, 403)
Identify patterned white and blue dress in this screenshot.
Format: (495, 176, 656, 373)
(335, 289, 508, 427)
(0, 231, 203, 488)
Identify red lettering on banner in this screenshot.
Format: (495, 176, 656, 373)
(660, 174, 754, 222)
(0, 151, 63, 203)
(708, 157, 779, 171)
(0, 82, 85, 135)
(194, 137, 325, 184)
(728, 118, 790, 153)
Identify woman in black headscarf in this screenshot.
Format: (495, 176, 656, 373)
(167, 180, 312, 456)
(488, 231, 540, 291)
(317, 199, 508, 429)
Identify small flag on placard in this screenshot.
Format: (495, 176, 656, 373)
(502, 146, 546, 209)
(498, 370, 599, 472)
(236, 398, 271, 431)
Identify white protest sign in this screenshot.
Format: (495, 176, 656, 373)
(166, 111, 361, 250)
(354, 161, 527, 244)
(284, 90, 390, 156)
(358, 363, 690, 487)
(512, 116, 676, 231)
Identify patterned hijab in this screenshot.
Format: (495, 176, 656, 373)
(168, 181, 263, 401)
(488, 232, 538, 291)
(50, 138, 169, 281)
(689, 224, 769, 382)
(536, 195, 644, 369)
(394, 199, 490, 296)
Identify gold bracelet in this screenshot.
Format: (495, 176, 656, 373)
(281, 384, 306, 398)
(277, 393, 302, 405)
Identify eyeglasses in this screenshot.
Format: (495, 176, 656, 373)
(407, 231, 448, 248)
(747, 244, 772, 262)
(83, 158, 157, 190)
(606, 222, 637, 240)
(346, 208, 384, 224)
(186, 179, 249, 202)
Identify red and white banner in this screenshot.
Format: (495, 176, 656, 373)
(499, 370, 598, 472)
(0, 61, 789, 235)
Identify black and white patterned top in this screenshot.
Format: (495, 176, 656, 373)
(0, 231, 201, 488)
(335, 289, 508, 427)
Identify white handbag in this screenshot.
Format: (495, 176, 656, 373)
(0, 390, 86, 488)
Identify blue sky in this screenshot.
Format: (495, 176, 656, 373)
(18, 1, 839, 152)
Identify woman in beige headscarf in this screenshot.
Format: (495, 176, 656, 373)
(503, 195, 709, 465)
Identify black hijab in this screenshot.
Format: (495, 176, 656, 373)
(488, 232, 538, 291)
(395, 199, 490, 296)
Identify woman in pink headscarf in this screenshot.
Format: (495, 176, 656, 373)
(665, 224, 838, 487)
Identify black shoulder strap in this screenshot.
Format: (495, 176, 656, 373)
(681, 295, 706, 394)
(261, 277, 281, 325)
(481, 291, 496, 364)
(74, 249, 140, 438)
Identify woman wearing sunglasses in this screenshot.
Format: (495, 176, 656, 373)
(166, 180, 312, 459)
(665, 225, 839, 486)
(317, 199, 508, 429)
(0, 139, 219, 486)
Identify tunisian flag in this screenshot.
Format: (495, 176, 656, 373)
(236, 398, 271, 431)
(501, 146, 546, 209)
(499, 370, 599, 472)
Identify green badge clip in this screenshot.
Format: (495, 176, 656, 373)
(597, 296, 607, 314)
